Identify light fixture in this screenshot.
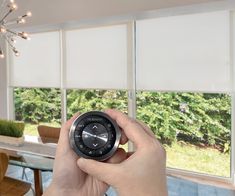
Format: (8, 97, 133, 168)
(0, 0, 31, 58)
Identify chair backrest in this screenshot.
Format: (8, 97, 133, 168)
(37, 125, 61, 143)
(0, 152, 31, 195)
(0, 153, 9, 182)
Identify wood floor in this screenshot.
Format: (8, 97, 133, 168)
(5, 165, 235, 196)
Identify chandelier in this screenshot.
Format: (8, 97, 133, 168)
(0, 0, 31, 58)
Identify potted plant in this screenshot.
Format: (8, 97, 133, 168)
(0, 119, 25, 146)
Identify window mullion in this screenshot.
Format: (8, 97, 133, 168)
(127, 21, 136, 152)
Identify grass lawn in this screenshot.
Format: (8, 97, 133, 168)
(165, 141, 230, 177)
(24, 122, 61, 136)
(23, 124, 230, 177)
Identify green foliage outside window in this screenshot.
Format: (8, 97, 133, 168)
(137, 92, 231, 152)
(67, 90, 128, 118)
(14, 88, 61, 124)
(14, 88, 231, 153)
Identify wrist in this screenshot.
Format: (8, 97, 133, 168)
(43, 184, 78, 196)
(117, 185, 168, 196)
(118, 190, 167, 196)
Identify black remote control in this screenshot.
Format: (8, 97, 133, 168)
(69, 111, 121, 161)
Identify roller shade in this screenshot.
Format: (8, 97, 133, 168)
(136, 11, 230, 92)
(10, 31, 61, 88)
(65, 24, 127, 89)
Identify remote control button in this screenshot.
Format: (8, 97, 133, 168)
(82, 123, 108, 150)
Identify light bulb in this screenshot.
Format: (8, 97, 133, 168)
(13, 48, 19, 56)
(0, 26, 6, 33)
(11, 38, 16, 43)
(22, 11, 32, 18)
(8, 2, 17, 11)
(18, 32, 28, 39)
(0, 49, 4, 58)
(18, 18, 26, 24)
(26, 11, 32, 17)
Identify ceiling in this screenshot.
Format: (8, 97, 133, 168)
(1, 0, 225, 28)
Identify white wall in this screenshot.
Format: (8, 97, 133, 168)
(0, 56, 7, 119)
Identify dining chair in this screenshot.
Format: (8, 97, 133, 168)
(37, 125, 61, 143)
(0, 152, 31, 196)
(21, 125, 60, 182)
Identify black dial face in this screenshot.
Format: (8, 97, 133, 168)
(82, 123, 108, 150)
(70, 111, 120, 161)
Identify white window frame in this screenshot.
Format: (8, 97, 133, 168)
(230, 10, 235, 185)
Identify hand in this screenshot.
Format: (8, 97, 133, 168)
(43, 112, 127, 196)
(77, 109, 168, 196)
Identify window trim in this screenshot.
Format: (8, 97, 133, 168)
(230, 10, 235, 184)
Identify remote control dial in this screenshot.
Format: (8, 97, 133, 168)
(82, 123, 108, 149)
(69, 111, 121, 161)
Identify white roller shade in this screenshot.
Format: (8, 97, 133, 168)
(136, 11, 230, 92)
(10, 31, 61, 88)
(65, 24, 127, 89)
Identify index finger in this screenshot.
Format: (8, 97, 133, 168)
(105, 109, 152, 148)
(57, 112, 80, 154)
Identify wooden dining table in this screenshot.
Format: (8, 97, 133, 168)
(0, 135, 57, 196)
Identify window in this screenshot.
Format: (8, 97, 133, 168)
(10, 31, 62, 136)
(136, 91, 231, 177)
(136, 11, 231, 177)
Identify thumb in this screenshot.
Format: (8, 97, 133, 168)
(77, 158, 118, 184)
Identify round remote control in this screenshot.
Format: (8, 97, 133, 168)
(69, 111, 121, 161)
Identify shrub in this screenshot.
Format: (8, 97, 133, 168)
(0, 119, 25, 137)
(14, 88, 61, 124)
(136, 92, 231, 152)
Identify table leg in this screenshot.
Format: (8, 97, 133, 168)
(33, 169, 43, 196)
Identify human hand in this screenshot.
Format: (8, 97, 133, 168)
(77, 109, 168, 196)
(43, 112, 127, 196)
